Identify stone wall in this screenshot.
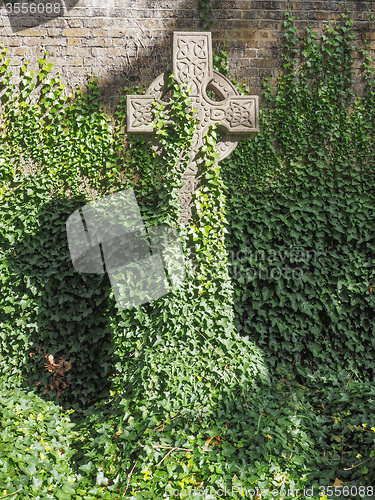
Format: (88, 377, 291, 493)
(0, 0, 374, 111)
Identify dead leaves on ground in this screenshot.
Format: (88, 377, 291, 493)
(34, 353, 72, 398)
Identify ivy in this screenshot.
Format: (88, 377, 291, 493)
(0, 9, 375, 498)
(0, 48, 126, 408)
(0, 381, 77, 499)
(222, 12, 375, 381)
(198, 0, 213, 29)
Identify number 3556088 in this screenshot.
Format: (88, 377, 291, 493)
(5, 3, 62, 14)
(320, 486, 373, 497)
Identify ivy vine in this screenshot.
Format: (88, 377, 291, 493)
(198, 0, 213, 29)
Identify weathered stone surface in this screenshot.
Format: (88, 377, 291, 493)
(127, 31, 259, 224)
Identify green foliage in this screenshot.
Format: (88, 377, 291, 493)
(0, 47, 127, 407)
(0, 44, 268, 497)
(221, 11, 375, 485)
(198, 0, 213, 29)
(213, 44, 229, 77)
(0, 10, 375, 498)
(223, 12, 375, 380)
(0, 379, 77, 499)
(0, 51, 122, 198)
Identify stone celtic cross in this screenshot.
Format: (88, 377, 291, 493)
(127, 32, 259, 224)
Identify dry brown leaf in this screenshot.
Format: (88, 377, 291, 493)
(333, 478, 344, 487)
(204, 435, 221, 447)
(43, 353, 72, 397)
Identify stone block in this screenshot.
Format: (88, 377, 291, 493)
(92, 47, 109, 57)
(63, 28, 87, 37)
(47, 28, 63, 37)
(19, 27, 47, 37)
(93, 28, 109, 37)
(67, 56, 83, 66)
(67, 47, 91, 57)
(45, 37, 67, 46)
(48, 56, 66, 66)
(67, 37, 84, 46)
(251, 58, 279, 68)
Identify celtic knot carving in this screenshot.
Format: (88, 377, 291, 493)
(175, 36, 210, 94)
(130, 100, 153, 128)
(176, 38, 208, 65)
(226, 101, 254, 128)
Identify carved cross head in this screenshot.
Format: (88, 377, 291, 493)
(127, 32, 259, 223)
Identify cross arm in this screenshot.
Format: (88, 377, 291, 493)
(127, 95, 155, 133)
(209, 95, 259, 135)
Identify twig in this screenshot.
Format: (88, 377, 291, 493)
(155, 446, 195, 467)
(211, 363, 229, 392)
(138, 442, 192, 452)
(344, 456, 374, 471)
(0, 489, 22, 499)
(156, 448, 174, 467)
(124, 460, 138, 496)
(152, 445, 192, 451)
(242, 388, 251, 412)
(256, 413, 262, 440)
(129, 341, 144, 357)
